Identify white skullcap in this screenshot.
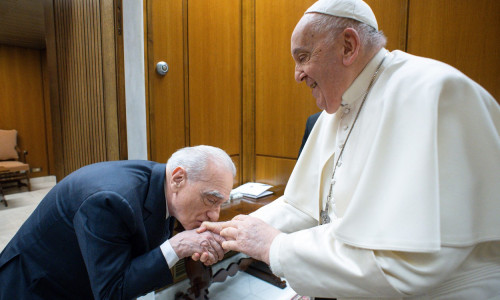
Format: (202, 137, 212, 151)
(305, 0, 378, 30)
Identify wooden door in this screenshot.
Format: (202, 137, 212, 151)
(147, 0, 242, 184)
(147, 0, 186, 164)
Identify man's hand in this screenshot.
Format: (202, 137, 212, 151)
(169, 229, 226, 266)
(200, 215, 281, 265)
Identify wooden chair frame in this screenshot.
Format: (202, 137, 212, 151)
(0, 146, 31, 207)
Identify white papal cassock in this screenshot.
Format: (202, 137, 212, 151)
(251, 49, 500, 299)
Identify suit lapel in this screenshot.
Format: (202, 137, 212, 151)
(143, 163, 168, 249)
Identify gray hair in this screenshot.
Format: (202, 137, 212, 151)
(166, 145, 236, 182)
(309, 13, 387, 52)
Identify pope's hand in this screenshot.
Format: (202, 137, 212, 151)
(199, 215, 281, 265)
(169, 229, 225, 266)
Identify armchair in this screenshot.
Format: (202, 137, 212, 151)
(0, 129, 31, 207)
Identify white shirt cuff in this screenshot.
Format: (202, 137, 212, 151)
(160, 240, 180, 268)
(269, 233, 286, 277)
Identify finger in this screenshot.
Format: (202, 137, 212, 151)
(200, 252, 215, 264)
(196, 225, 207, 233)
(199, 239, 220, 262)
(220, 227, 238, 240)
(221, 240, 239, 252)
(200, 221, 225, 234)
(232, 214, 247, 221)
(204, 259, 216, 266)
(191, 253, 201, 261)
(211, 232, 227, 245)
(207, 236, 224, 260)
(199, 252, 209, 263)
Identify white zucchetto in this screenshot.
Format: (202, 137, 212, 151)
(305, 0, 379, 30)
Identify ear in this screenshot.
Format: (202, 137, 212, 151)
(170, 166, 187, 191)
(341, 28, 360, 66)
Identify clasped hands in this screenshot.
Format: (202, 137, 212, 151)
(194, 215, 281, 265)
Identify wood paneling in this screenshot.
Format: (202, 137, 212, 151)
(188, 0, 242, 155)
(146, 0, 499, 189)
(255, 156, 296, 187)
(0, 0, 45, 49)
(241, 0, 256, 183)
(0, 45, 50, 176)
(407, 0, 500, 101)
(230, 155, 241, 187)
(41, 50, 55, 175)
(45, 0, 122, 178)
(147, 0, 186, 163)
(255, 0, 320, 159)
(365, 0, 408, 51)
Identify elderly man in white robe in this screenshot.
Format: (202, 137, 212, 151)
(198, 0, 500, 298)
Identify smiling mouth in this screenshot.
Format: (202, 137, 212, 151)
(310, 82, 317, 88)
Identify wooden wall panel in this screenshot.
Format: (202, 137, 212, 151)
(254, 0, 412, 186)
(365, 0, 408, 51)
(407, 0, 500, 101)
(0, 0, 45, 49)
(188, 0, 242, 155)
(230, 155, 241, 187)
(146, 0, 498, 190)
(41, 50, 55, 175)
(255, 156, 296, 188)
(147, 0, 186, 163)
(241, 0, 256, 183)
(46, 0, 121, 178)
(0, 45, 50, 177)
(255, 0, 319, 159)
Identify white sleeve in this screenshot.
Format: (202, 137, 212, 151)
(374, 245, 474, 296)
(250, 196, 317, 233)
(271, 221, 475, 298)
(160, 240, 180, 269)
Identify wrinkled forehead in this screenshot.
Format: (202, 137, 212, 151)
(205, 166, 233, 191)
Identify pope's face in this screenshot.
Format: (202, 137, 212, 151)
(291, 15, 345, 114)
(168, 164, 233, 230)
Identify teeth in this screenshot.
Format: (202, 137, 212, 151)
(311, 82, 317, 88)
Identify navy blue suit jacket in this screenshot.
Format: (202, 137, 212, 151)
(298, 112, 321, 158)
(0, 161, 175, 299)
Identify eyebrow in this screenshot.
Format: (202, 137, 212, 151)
(292, 47, 307, 57)
(201, 190, 226, 201)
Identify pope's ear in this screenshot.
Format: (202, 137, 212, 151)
(341, 28, 360, 66)
(170, 166, 186, 189)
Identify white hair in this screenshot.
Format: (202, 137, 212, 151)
(310, 13, 387, 51)
(166, 145, 236, 182)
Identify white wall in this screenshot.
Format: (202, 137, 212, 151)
(123, 0, 148, 160)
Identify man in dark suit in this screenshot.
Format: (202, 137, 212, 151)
(298, 111, 321, 157)
(0, 145, 235, 299)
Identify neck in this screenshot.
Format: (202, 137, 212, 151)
(345, 46, 383, 92)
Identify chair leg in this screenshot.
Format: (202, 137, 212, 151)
(26, 174, 31, 191)
(0, 185, 7, 207)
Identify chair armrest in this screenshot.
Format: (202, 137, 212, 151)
(15, 146, 29, 164)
